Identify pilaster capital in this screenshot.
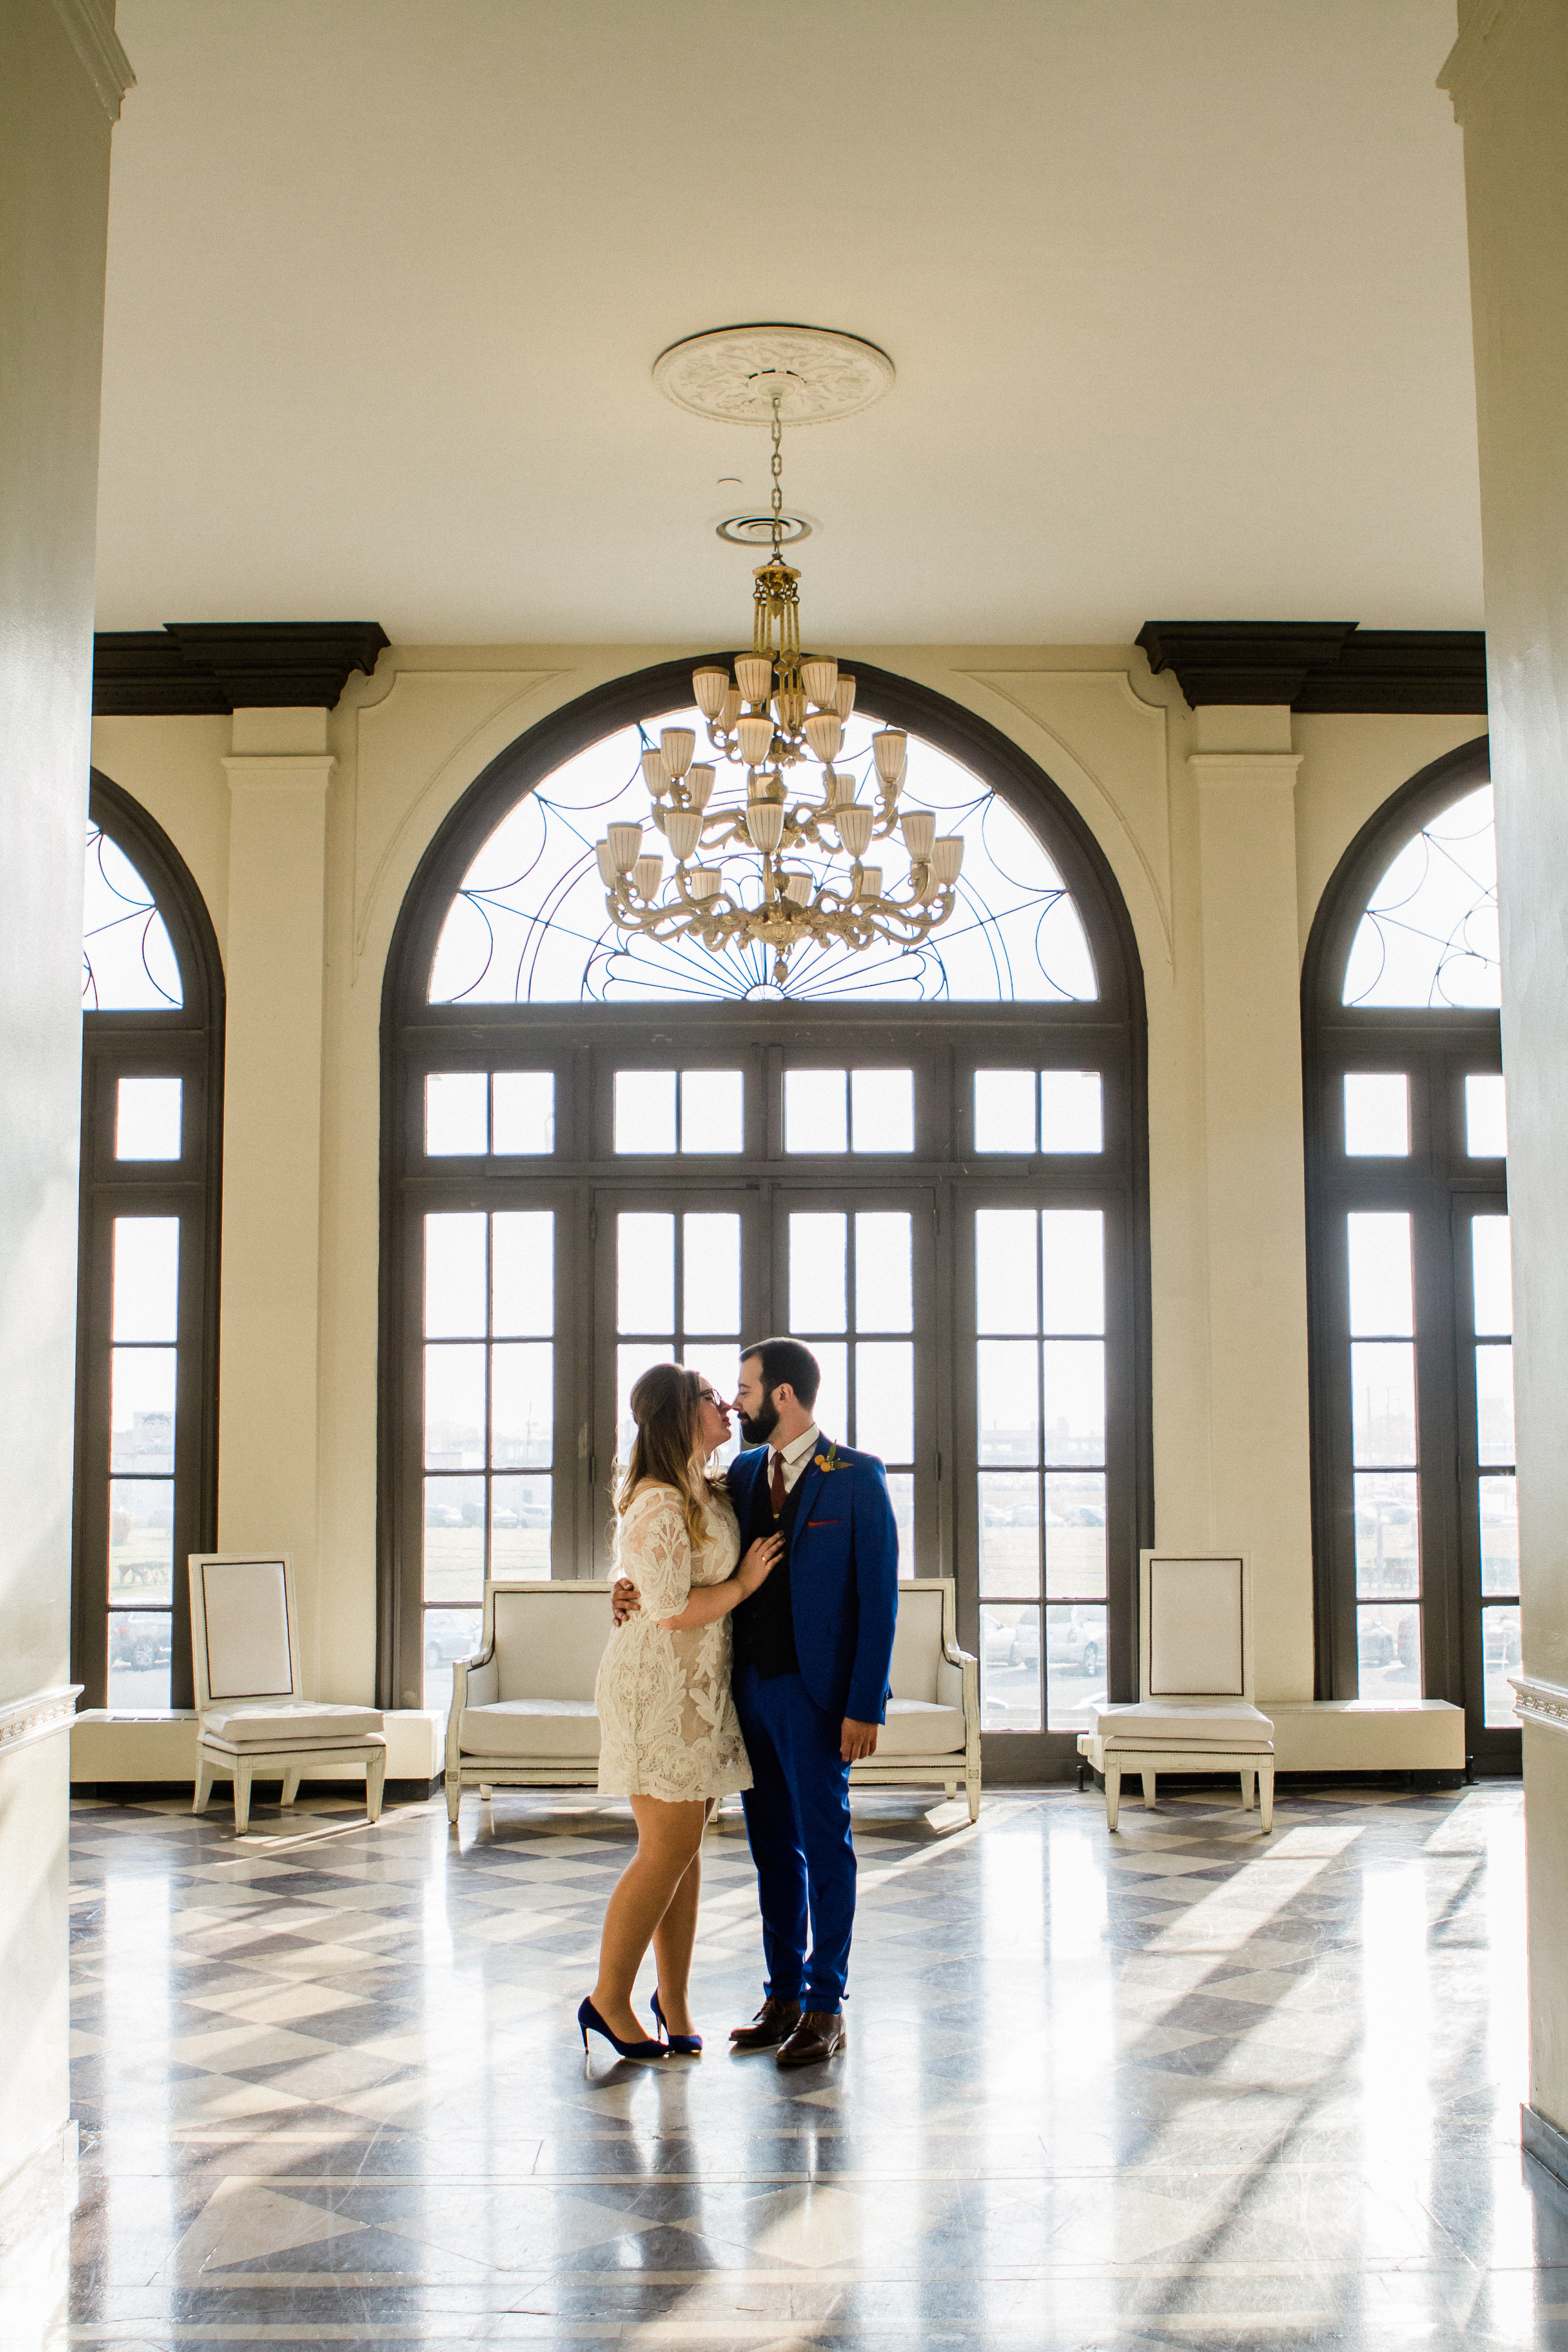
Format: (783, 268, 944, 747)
(221, 755, 337, 798)
(1187, 752, 1303, 791)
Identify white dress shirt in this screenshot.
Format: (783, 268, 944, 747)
(769, 1423, 821, 1496)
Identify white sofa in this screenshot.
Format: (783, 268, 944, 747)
(447, 1572, 982, 1828)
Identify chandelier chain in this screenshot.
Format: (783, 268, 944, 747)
(770, 393, 784, 564)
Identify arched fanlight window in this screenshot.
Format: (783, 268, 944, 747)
(75, 775, 224, 1712)
(1303, 739, 1514, 1773)
(381, 659, 1151, 1783)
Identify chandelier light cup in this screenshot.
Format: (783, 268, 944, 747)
(607, 824, 643, 876)
(665, 810, 702, 860)
(837, 803, 874, 858)
(931, 836, 964, 886)
(687, 763, 716, 810)
(735, 655, 774, 704)
(859, 866, 882, 901)
(746, 801, 787, 854)
(737, 714, 775, 766)
(687, 867, 723, 901)
(803, 710, 843, 762)
(801, 657, 839, 707)
(660, 727, 696, 780)
(872, 729, 908, 788)
(901, 811, 936, 861)
(633, 853, 664, 900)
(640, 748, 667, 795)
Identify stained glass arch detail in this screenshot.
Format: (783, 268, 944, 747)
(1342, 783, 1500, 1009)
(83, 820, 184, 1009)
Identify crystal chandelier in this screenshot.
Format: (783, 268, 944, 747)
(596, 393, 963, 990)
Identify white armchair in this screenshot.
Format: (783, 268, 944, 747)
(850, 1577, 981, 1822)
(188, 1553, 386, 1834)
(446, 1579, 606, 1826)
(1077, 1552, 1274, 1832)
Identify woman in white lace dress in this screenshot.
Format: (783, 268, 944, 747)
(582, 1363, 781, 2061)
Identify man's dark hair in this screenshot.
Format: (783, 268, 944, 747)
(741, 1336, 821, 1409)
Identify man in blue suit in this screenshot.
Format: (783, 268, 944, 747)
(723, 1337, 899, 2067)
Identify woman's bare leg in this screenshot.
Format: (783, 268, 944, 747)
(650, 1798, 714, 2035)
(588, 1795, 707, 2043)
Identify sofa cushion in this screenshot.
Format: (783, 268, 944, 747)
(876, 1698, 967, 1757)
(201, 1700, 384, 1745)
(459, 1699, 601, 1760)
(1086, 1700, 1273, 1750)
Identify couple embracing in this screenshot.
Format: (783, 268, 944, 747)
(578, 1338, 899, 2069)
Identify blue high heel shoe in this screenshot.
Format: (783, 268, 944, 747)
(651, 1988, 702, 2057)
(577, 1995, 666, 2063)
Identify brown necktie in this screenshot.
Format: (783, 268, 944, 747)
(770, 1449, 786, 1515)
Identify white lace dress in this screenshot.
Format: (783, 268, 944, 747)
(595, 1484, 752, 1801)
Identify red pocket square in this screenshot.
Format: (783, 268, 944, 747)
(805, 1518, 840, 1528)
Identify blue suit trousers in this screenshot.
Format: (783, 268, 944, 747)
(734, 1661, 856, 2012)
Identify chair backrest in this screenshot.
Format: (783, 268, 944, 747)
(886, 1578, 955, 1703)
(188, 1553, 301, 1714)
(486, 1579, 613, 1701)
(1140, 1552, 1251, 1703)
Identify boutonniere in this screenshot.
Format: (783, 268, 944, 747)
(812, 1443, 845, 1474)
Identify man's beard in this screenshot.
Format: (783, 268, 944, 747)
(739, 1392, 780, 1448)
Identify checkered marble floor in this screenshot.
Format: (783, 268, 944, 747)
(41, 1778, 1568, 2349)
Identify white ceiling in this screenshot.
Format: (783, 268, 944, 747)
(95, 0, 1481, 645)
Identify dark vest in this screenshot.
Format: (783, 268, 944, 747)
(731, 1461, 807, 1679)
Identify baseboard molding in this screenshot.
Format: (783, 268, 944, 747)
(1523, 2104, 1568, 2193)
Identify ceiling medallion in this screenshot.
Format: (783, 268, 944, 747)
(716, 510, 812, 548)
(652, 322, 895, 426)
(597, 329, 963, 992)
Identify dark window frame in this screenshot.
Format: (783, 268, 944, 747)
(1301, 734, 1517, 1770)
(75, 771, 225, 1710)
(379, 658, 1152, 1776)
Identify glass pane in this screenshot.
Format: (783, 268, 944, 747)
(852, 1068, 913, 1153)
(83, 825, 183, 1011)
(109, 1478, 174, 1606)
(1350, 1341, 1418, 1468)
(885, 1471, 914, 1576)
(1353, 1473, 1420, 1599)
(1347, 1213, 1414, 1337)
(110, 1349, 176, 1473)
(978, 1338, 1038, 1466)
(975, 1210, 1037, 1335)
(681, 1069, 744, 1153)
(115, 1078, 182, 1161)
(810, 1342, 848, 1445)
(425, 1072, 487, 1156)
(423, 1478, 485, 1604)
(1041, 1340, 1104, 1466)
(1046, 1471, 1106, 1599)
(425, 1344, 486, 1468)
(618, 1212, 674, 1333)
(1357, 1602, 1421, 1695)
(492, 1071, 555, 1155)
(112, 1219, 179, 1342)
(1046, 1604, 1108, 1730)
(1343, 1073, 1409, 1156)
(856, 1341, 913, 1462)
(978, 1471, 1040, 1598)
(683, 1343, 740, 1471)
(785, 1069, 847, 1153)
(425, 1212, 487, 1338)
(107, 1611, 172, 1710)
(492, 1342, 553, 1469)
(1039, 1070, 1103, 1152)
(491, 1474, 551, 1574)
(1343, 783, 1498, 1009)
(423, 1606, 483, 1710)
(684, 1212, 741, 1335)
(1041, 1210, 1104, 1335)
(615, 1069, 676, 1154)
(617, 1342, 668, 1463)
(790, 1212, 847, 1333)
(1465, 1073, 1508, 1158)
(974, 1070, 1034, 1153)
(1483, 1604, 1522, 1727)
(1476, 1344, 1515, 1466)
(1480, 1474, 1518, 1598)
(856, 1212, 912, 1333)
(980, 1604, 1041, 1731)
(1472, 1216, 1513, 1337)
(492, 1210, 553, 1337)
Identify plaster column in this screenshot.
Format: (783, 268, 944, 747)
(1190, 710, 1315, 1701)
(218, 712, 334, 1687)
(1441, 0, 1568, 2171)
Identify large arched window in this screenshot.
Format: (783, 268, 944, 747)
(381, 659, 1150, 1779)
(1303, 737, 1515, 1772)
(75, 774, 224, 1710)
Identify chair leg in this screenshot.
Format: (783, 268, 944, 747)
(943, 1779, 956, 1801)
(445, 1771, 461, 1828)
(366, 1749, 386, 1825)
(479, 1784, 492, 1802)
(966, 1772, 981, 1825)
(1241, 1767, 1256, 1811)
(280, 1767, 301, 1807)
(1259, 1765, 1274, 1833)
(233, 1761, 253, 1836)
(1141, 1770, 1157, 1810)
(1105, 1764, 1121, 1831)
(193, 1757, 215, 1814)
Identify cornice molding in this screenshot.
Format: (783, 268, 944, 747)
(49, 0, 135, 122)
(0, 1684, 83, 1764)
(1512, 1676, 1568, 1732)
(1136, 622, 1488, 714)
(93, 623, 389, 716)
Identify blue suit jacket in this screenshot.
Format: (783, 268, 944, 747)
(728, 1439, 899, 1725)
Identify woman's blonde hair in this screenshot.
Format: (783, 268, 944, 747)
(617, 1360, 725, 1552)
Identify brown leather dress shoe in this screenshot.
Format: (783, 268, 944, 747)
(775, 2010, 847, 2067)
(729, 1996, 802, 2050)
